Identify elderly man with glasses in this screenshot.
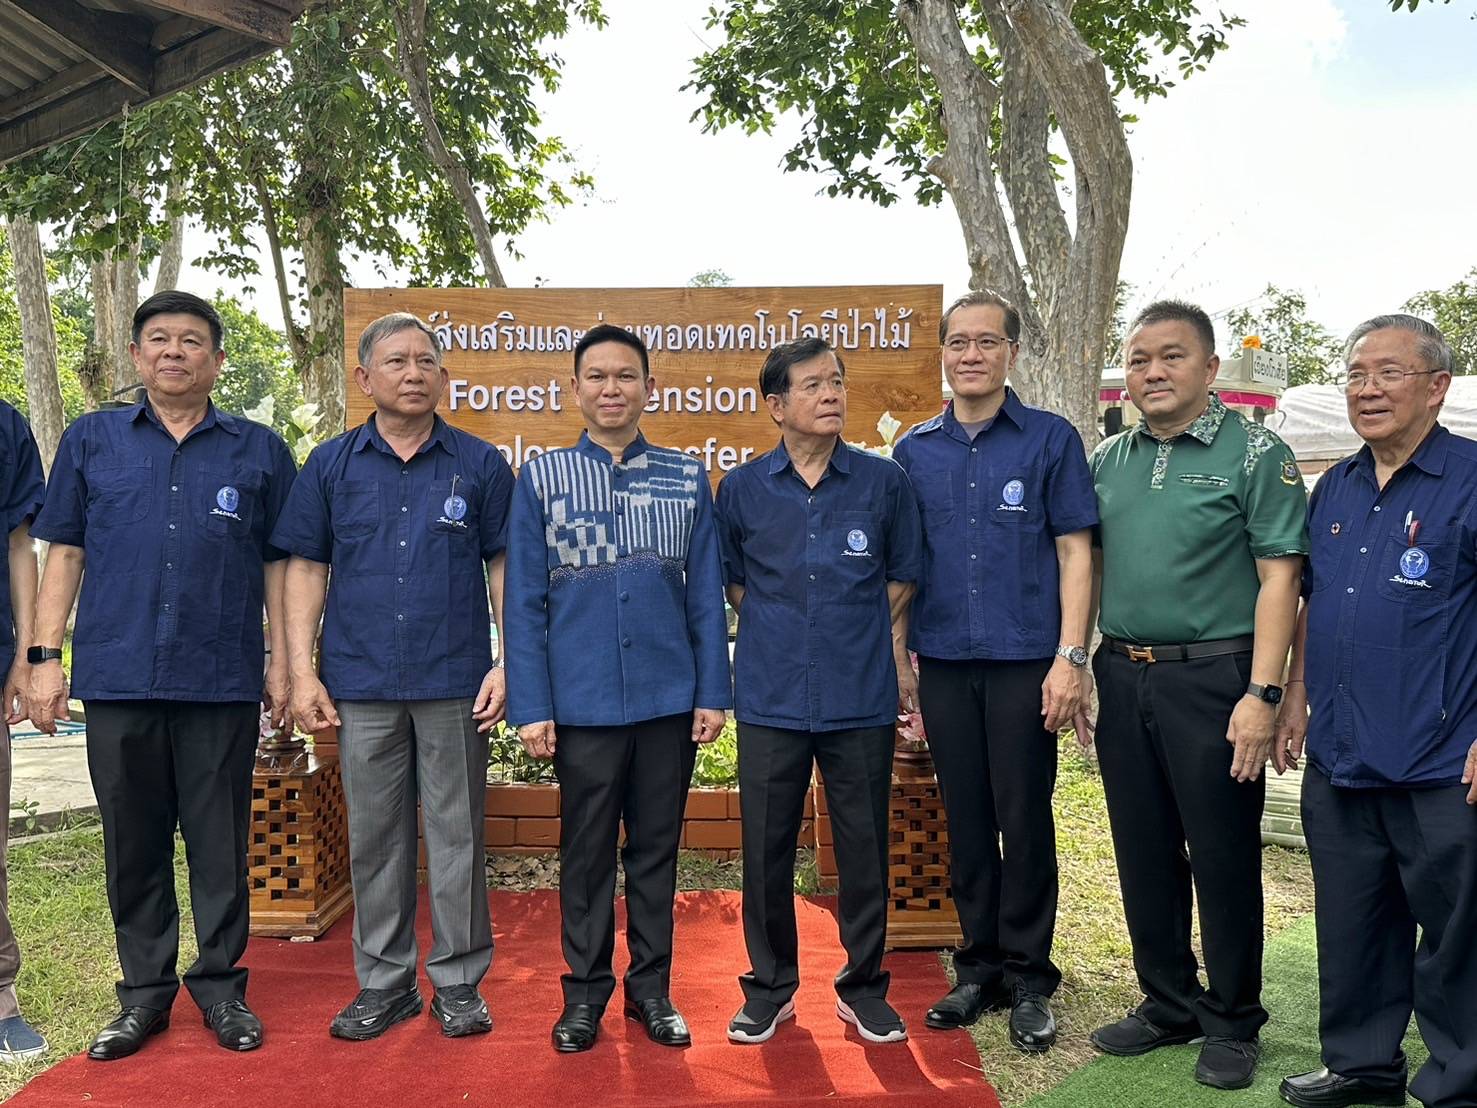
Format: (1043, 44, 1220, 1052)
(1274, 315, 1477, 1108)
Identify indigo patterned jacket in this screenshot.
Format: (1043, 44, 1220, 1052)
(504, 431, 732, 727)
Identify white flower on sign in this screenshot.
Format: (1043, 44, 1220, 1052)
(876, 411, 902, 447)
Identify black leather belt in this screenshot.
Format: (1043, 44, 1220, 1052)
(1102, 634, 1255, 664)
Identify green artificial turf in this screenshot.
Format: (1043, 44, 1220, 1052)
(1023, 911, 1427, 1108)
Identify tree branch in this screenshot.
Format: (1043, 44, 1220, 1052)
(249, 168, 307, 364)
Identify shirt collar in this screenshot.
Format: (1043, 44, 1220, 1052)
(767, 436, 851, 477)
(1343, 422, 1450, 480)
(130, 398, 239, 436)
(575, 429, 649, 465)
(942, 388, 1025, 440)
(355, 413, 454, 457)
(1136, 392, 1227, 446)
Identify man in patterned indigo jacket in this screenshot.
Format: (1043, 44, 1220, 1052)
(504, 323, 732, 1055)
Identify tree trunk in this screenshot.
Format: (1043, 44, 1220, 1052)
(4, 217, 66, 474)
(112, 243, 141, 393)
(298, 168, 346, 436)
(389, 0, 507, 287)
(90, 251, 120, 403)
(153, 214, 185, 295)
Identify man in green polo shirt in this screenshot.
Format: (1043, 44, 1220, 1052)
(1083, 300, 1307, 1092)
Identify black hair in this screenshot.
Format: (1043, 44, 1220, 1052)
(759, 336, 845, 398)
(1127, 299, 1216, 357)
(574, 323, 649, 377)
(132, 289, 224, 352)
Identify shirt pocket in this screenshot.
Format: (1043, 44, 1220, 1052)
(330, 480, 380, 541)
(986, 463, 1044, 528)
(198, 464, 259, 541)
(1376, 527, 1454, 603)
(823, 509, 884, 598)
(428, 478, 479, 538)
(87, 453, 153, 525)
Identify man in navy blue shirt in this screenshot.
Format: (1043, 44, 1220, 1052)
(29, 290, 296, 1060)
(1275, 315, 1477, 1108)
(892, 291, 1097, 1052)
(504, 324, 730, 1054)
(273, 313, 514, 1043)
(716, 337, 922, 1046)
(0, 401, 47, 1063)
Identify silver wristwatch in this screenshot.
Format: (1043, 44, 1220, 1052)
(1055, 644, 1088, 668)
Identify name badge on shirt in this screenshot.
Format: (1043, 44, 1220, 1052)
(842, 528, 872, 557)
(437, 493, 469, 529)
(997, 478, 1028, 513)
(211, 485, 242, 521)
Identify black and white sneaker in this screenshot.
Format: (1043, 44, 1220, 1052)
(837, 997, 907, 1043)
(329, 986, 423, 1041)
(431, 984, 492, 1037)
(727, 998, 795, 1044)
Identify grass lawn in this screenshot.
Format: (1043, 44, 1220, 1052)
(0, 740, 1329, 1105)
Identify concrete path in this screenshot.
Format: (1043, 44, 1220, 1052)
(8, 719, 96, 836)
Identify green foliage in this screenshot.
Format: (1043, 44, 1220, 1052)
(688, 268, 734, 287)
(0, 236, 88, 422)
(487, 722, 558, 783)
(1404, 267, 1477, 375)
(212, 295, 305, 430)
(1223, 285, 1341, 388)
(688, 1, 1242, 209)
(691, 719, 739, 788)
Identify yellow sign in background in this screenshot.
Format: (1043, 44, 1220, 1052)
(344, 286, 943, 479)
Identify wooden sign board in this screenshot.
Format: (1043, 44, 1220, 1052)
(344, 286, 943, 482)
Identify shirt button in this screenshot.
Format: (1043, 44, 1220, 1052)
(399, 540, 407, 547)
(1346, 587, 1355, 594)
(1360, 547, 1368, 554)
(397, 614, 404, 621)
(619, 592, 629, 601)
(397, 577, 404, 583)
(165, 562, 173, 569)
(163, 603, 170, 610)
(402, 469, 408, 475)
(970, 447, 977, 453)
(808, 574, 816, 581)
(968, 482, 976, 489)
(168, 523, 176, 530)
(171, 484, 178, 492)
(970, 588, 978, 595)
(1373, 506, 1381, 512)
(622, 637, 631, 647)
(970, 518, 976, 525)
(400, 506, 408, 513)
(809, 533, 816, 540)
(970, 553, 977, 560)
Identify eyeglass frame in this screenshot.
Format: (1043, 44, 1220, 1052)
(1339, 368, 1437, 393)
(942, 334, 1017, 354)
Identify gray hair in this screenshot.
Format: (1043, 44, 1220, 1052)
(358, 312, 441, 367)
(1343, 313, 1455, 375)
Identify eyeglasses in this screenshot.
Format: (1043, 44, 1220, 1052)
(1340, 368, 1435, 393)
(943, 335, 1013, 354)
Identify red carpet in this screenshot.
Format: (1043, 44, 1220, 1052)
(14, 891, 998, 1107)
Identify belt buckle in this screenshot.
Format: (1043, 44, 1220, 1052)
(1126, 645, 1156, 664)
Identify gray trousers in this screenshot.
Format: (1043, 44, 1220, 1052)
(338, 698, 491, 992)
(0, 726, 18, 1019)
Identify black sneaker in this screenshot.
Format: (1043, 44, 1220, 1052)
(329, 986, 423, 1041)
(1090, 1007, 1203, 1056)
(836, 997, 907, 1044)
(1196, 1036, 1260, 1090)
(430, 984, 492, 1038)
(727, 998, 795, 1044)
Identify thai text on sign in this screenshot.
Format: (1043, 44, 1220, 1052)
(344, 286, 943, 480)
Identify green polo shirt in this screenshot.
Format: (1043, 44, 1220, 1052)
(1090, 394, 1309, 643)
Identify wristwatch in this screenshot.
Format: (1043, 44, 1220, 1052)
(1246, 682, 1283, 705)
(26, 646, 62, 664)
(1055, 644, 1088, 668)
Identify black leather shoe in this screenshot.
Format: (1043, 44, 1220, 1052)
(1196, 1036, 1260, 1090)
(624, 996, 691, 1047)
(552, 1003, 603, 1053)
(87, 1006, 170, 1061)
(430, 984, 492, 1038)
(925, 982, 1010, 1030)
(1090, 1007, 1202, 1056)
(1008, 984, 1056, 1053)
(1280, 1067, 1407, 1107)
(203, 998, 262, 1051)
(329, 986, 423, 1041)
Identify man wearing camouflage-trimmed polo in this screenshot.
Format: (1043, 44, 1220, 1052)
(1084, 300, 1307, 1092)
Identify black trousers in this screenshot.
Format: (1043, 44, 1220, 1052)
(917, 656, 1060, 995)
(85, 699, 259, 1011)
(1092, 646, 1267, 1040)
(553, 713, 695, 1007)
(1303, 766, 1477, 1108)
(737, 722, 894, 1006)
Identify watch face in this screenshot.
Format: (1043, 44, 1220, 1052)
(1070, 647, 1089, 667)
(1264, 685, 1283, 705)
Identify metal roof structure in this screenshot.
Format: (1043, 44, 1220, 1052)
(0, 0, 307, 166)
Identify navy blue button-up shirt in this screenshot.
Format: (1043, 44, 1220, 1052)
(504, 432, 731, 727)
(32, 401, 296, 701)
(716, 440, 922, 732)
(1303, 425, 1477, 787)
(271, 415, 514, 702)
(0, 401, 46, 676)
(893, 391, 1098, 661)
